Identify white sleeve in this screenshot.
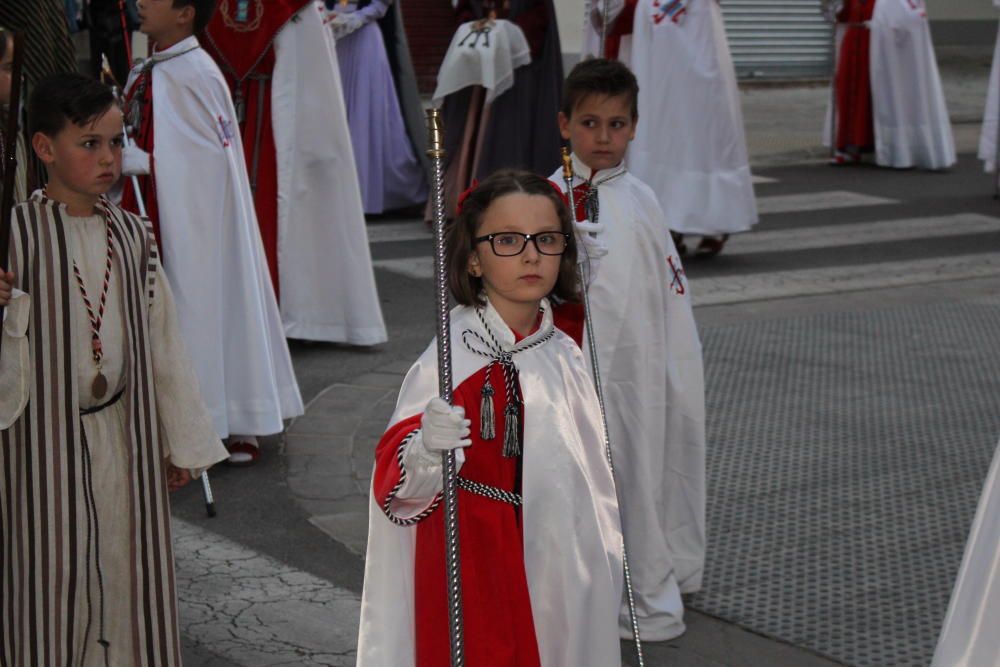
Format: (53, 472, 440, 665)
(0, 290, 31, 429)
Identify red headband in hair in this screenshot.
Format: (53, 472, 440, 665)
(456, 179, 479, 216)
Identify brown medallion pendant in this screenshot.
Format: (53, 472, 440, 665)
(92, 372, 109, 400)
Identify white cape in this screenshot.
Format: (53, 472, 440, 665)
(553, 158, 706, 640)
(869, 0, 955, 169)
(357, 301, 623, 667)
(978, 10, 1000, 172)
(622, 0, 757, 235)
(272, 2, 387, 345)
(126, 37, 303, 438)
(931, 438, 1000, 667)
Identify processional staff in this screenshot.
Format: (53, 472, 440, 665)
(561, 147, 645, 667)
(0, 30, 26, 349)
(426, 107, 465, 666)
(101, 54, 218, 518)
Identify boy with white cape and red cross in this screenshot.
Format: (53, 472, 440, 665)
(551, 58, 706, 642)
(119, 0, 303, 462)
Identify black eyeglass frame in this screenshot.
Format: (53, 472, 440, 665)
(473, 231, 572, 257)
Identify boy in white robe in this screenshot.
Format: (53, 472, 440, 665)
(120, 0, 304, 463)
(0, 72, 227, 667)
(551, 58, 706, 642)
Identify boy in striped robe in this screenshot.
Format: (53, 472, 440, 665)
(0, 73, 228, 666)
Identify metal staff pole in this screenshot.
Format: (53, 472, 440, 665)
(426, 107, 465, 666)
(600, 0, 611, 58)
(0, 31, 26, 351)
(561, 148, 644, 667)
(101, 55, 217, 518)
(822, 1, 845, 161)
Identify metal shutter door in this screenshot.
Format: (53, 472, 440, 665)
(720, 0, 834, 79)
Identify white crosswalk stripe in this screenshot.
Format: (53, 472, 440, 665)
(727, 213, 1000, 254)
(693, 253, 1000, 306)
(756, 190, 898, 215)
(368, 189, 1000, 305)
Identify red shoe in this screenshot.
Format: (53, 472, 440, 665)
(225, 438, 260, 467)
(695, 234, 730, 258)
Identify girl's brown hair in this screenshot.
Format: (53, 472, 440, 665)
(445, 169, 581, 307)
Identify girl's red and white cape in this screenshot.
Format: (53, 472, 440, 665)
(357, 299, 624, 667)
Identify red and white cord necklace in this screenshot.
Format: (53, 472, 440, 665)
(71, 213, 115, 400)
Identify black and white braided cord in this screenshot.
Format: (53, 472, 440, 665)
(457, 477, 522, 507)
(380, 430, 444, 527)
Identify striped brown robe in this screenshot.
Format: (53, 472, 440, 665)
(0, 195, 217, 666)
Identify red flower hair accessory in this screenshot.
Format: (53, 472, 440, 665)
(456, 179, 480, 215)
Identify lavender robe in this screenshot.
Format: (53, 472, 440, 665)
(334, 0, 428, 214)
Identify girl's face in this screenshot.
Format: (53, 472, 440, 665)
(468, 193, 566, 318)
(0, 43, 12, 107)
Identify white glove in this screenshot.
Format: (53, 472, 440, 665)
(420, 397, 471, 452)
(330, 11, 364, 39)
(574, 218, 608, 287)
(121, 144, 151, 176)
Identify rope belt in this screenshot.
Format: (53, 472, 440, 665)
(457, 476, 522, 507)
(80, 388, 125, 416)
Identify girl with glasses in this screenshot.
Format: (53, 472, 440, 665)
(358, 170, 625, 667)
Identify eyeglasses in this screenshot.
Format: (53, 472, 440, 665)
(474, 232, 571, 257)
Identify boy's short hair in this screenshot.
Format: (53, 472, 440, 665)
(446, 170, 581, 307)
(174, 0, 218, 34)
(561, 58, 639, 120)
(28, 73, 116, 137)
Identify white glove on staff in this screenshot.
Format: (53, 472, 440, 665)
(121, 144, 151, 176)
(421, 397, 471, 453)
(574, 218, 608, 286)
(401, 397, 472, 480)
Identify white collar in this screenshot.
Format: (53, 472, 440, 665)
(477, 297, 554, 350)
(150, 35, 201, 62)
(570, 153, 627, 186)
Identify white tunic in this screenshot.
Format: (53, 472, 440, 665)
(552, 156, 706, 641)
(594, 0, 758, 236)
(869, 0, 955, 169)
(357, 300, 624, 667)
(931, 438, 1000, 667)
(272, 2, 387, 344)
(125, 37, 304, 438)
(978, 0, 1000, 172)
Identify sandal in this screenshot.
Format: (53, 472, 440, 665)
(225, 436, 260, 467)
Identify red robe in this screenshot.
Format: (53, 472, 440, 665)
(372, 365, 541, 667)
(122, 66, 162, 248)
(835, 0, 876, 152)
(200, 0, 310, 296)
(604, 0, 638, 60)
